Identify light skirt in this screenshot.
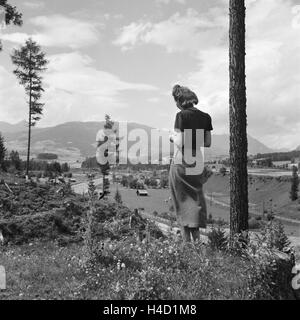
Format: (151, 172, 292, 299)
(169, 162, 207, 228)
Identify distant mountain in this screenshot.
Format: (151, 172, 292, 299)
(0, 121, 27, 134)
(204, 134, 275, 158)
(3, 121, 276, 161)
(297, 145, 300, 151)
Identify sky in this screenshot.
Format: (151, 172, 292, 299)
(0, 0, 299, 149)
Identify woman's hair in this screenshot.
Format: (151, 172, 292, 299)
(172, 84, 198, 108)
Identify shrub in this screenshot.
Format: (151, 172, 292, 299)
(219, 167, 227, 176)
(207, 213, 213, 224)
(114, 188, 122, 204)
(248, 217, 261, 230)
(260, 221, 291, 252)
(207, 226, 228, 250)
(266, 213, 275, 221)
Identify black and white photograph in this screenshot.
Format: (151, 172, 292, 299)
(0, 0, 300, 305)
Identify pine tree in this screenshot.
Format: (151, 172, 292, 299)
(290, 166, 299, 201)
(11, 38, 48, 176)
(0, 132, 7, 171)
(229, 0, 249, 243)
(97, 114, 118, 197)
(114, 187, 122, 204)
(85, 176, 97, 261)
(9, 150, 21, 171)
(88, 177, 97, 202)
(0, 0, 22, 51)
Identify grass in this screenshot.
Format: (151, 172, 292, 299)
(0, 234, 296, 300)
(0, 175, 298, 300)
(0, 240, 85, 300)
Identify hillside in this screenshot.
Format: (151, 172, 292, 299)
(1, 121, 275, 161)
(0, 120, 27, 133)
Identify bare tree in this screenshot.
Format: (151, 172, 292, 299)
(229, 0, 249, 243)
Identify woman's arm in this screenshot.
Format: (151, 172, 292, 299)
(170, 129, 183, 148)
(204, 130, 211, 148)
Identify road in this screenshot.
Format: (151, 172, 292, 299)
(248, 168, 293, 177)
(204, 194, 300, 226)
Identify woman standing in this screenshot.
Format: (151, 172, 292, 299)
(169, 85, 213, 242)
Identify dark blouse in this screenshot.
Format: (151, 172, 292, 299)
(174, 107, 213, 150)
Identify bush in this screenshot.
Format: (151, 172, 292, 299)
(248, 217, 261, 230)
(0, 209, 81, 245)
(243, 231, 295, 300)
(266, 213, 275, 221)
(114, 188, 122, 204)
(207, 226, 228, 250)
(219, 167, 227, 176)
(260, 221, 291, 252)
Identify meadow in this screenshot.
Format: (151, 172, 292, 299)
(0, 174, 299, 300)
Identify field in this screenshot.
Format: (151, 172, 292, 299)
(108, 173, 300, 238)
(0, 174, 299, 300)
(109, 184, 229, 221)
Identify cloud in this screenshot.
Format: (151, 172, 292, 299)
(45, 52, 156, 95)
(185, 0, 300, 149)
(113, 21, 152, 51)
(0, 52, 157, 126)
(23, 1, 45, 9)
(0, 65, 28, 123)
(115, 0, 300, 149)
(1, 14, 101, 48)
(155, 0, 186, 5)
(114, 8, 227, 53)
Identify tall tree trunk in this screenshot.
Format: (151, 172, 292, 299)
(26, 49, 33, 177)
(26, 82, 32, 177)
(229, 0, 249, 242)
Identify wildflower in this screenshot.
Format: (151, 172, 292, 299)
(117, 260, 121, 271)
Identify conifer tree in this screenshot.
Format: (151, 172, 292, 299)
(11, 38, 48, 176)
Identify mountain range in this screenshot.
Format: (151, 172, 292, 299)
(0, 121, 28, 133)
(0, 120, 291, 162)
